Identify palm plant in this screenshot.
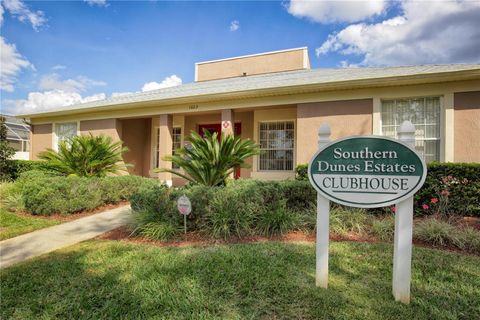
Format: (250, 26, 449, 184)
(157, 130, 260, 186)
(38, 134, 129, 177)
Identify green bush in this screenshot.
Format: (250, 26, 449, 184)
(16, 172, 157, 215)
(330, 206, 370, 236)
(295, 164, 308, 181)
(0, 160, 56, 181)
(370, 215, 395, 241)
(414, 218, 458, 247)
(131, 210, 181, 241)
(297, 162, 480, 217)
(414, 218, 480, 254)
(414, 162, 480, 217)
(256, 199, 300, 236)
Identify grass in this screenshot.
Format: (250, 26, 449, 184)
(1, 240, 479, 319)
(0, 208, 59, 241)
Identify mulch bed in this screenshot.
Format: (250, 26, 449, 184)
(13, 201, 130, 222)
(98, 225, 478, 256)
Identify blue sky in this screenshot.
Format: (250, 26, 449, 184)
(1, 0, 479, 115)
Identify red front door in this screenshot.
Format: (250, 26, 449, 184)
(198, 123, 242, 179)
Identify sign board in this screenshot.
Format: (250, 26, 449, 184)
(308, 136, 427, 208)
(177, 195, 192, 215)
(308, 121, 426, 304)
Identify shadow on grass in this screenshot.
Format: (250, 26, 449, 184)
(1, 241, 479, 319)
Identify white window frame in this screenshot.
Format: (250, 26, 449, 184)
(257, 120, 295, 172)
(52, 121, 80, 151)
(152, 126, 183, 170)
(379, 96, 443, 162)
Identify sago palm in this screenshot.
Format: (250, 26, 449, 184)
(157, 130, 260, 186)
(38, 134, 129, 177)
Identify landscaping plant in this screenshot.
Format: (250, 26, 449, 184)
(38, 134, 129, 177)
(0, 116, 16, 181)
(157, 130, 260, 186)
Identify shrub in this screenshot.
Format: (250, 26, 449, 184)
(131, 210, 181, 241)
(414, 218, 458, 247)
(158, 130, 260, 186)
(0, 182, 24, 211)
(297, 162, 480, 217)
(256, 200, 300, 236)
(455, 227, 480, 254)
(415, 162, 480, 217)
(39, 134, 129, 177)
(0, 160, 57, 181)
(19, 173, 157, 215)
(370, 215, 395, 241)
(330, 206, 370, 236)
(204, 182, 262, 239)
(295, 164, 308, 181)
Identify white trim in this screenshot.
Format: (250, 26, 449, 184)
(443, 93, 455, 162)
(195, 47, 309, 65)
(52, 120, 80, 151)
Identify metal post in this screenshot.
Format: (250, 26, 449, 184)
(316, 123, 331, 288)
(393, 120, 416, 303)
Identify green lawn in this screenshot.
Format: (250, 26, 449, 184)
(0, 208, 59, 240)
(1, 241, 479, 319)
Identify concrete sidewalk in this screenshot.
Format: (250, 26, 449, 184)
(0, 205, 132, 269)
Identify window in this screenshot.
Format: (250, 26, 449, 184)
(381, 97, 441, 162)
(54, 122, 78, 149)
(258, 121, 294, 171)
(154, 127, 182, 169)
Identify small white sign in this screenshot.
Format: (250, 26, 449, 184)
(177, 195, 192, 215)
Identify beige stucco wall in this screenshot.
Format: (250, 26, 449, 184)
(296, 99, 373, 165)
(120, 118, 151, 176)
(454, 91, 480, 162)
(80, 118, 122, 141)
(30, 124, 52, 160)
(196, 48, 308, 82)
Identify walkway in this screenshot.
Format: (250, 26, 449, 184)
(0, 205, 132, 269)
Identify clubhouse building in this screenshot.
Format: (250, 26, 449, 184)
(20, 48, 480, 186)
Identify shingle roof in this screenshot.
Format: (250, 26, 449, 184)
(20, 64, 480, 117)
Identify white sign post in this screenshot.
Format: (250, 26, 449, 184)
(316, 124, 331, 288)
(308, 121, 426, 304)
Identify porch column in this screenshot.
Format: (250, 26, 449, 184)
(158, 114, 173, 186)
(221, 109, 235, 136)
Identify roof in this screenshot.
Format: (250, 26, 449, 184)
(1, 114, 30, 140)
(19, 64, 480, 118)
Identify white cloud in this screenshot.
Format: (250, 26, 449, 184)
(230, 20, 240, 32)
(0, 36, 34, 92)
(316, 0, 480, 66)
(5, 90, 106, 115)
(51, 64, 67, 71)
(38, 73, 106, 93)
(111, 91, 134, 98)
(141, 75, 182, 92)
(2, 0, 47, 31)
(286, 0, 386, 23)
(4, 74, 182, 115)
(84, 0, 109, 7)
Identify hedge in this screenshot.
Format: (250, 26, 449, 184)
(295, 162, 480, 216)
(0, 160, 56, 181)
(2, 171, 159, 215)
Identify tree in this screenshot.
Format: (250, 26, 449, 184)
(0, 117, 16, 180)
(157, 130, 260, 186)
(38, 134, 130, 177)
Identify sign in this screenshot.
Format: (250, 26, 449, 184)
(221, 120, 231, 129)
(308, 121, 426, 304)
(177, 195, 191, 215)
(308, 136, 426, 208)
